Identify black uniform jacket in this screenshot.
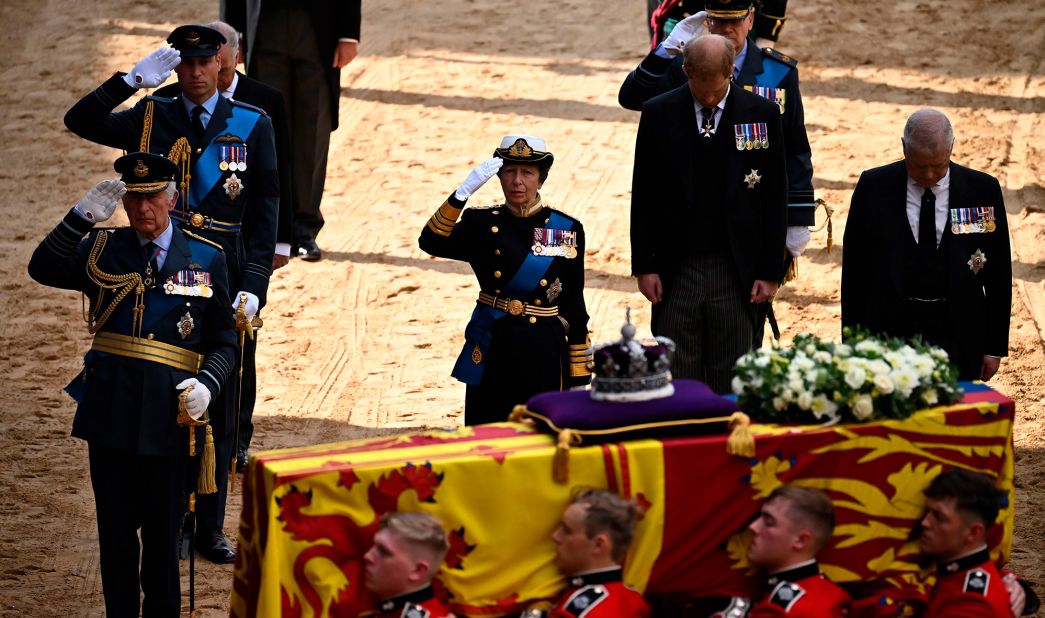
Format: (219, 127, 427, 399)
(841, 161, 1011, 362)
(64, 74, 279, 306)
(631, 84, 787, 290)
(222, 0, 361, 131)
(419, 194, 592, 388)
(28, 211, 237, 456)
(619, 38, 814, 225)
(157, 71, 294, 246)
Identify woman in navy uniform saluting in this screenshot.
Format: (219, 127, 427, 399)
(420, 135, 592, 425)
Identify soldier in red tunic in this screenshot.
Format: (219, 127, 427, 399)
(524, 488, 651, 618)
(364, 512, 456, 618)
(736, 485, 850, 617)
(918, 469, 1013, 618)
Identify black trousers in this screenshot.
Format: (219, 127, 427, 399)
(652, 253, 755, 394)
(88, 445, 184, 617)
(195, 347, 242, 535)
(901, 298, 980, 380)
(253, 3, 332, 243)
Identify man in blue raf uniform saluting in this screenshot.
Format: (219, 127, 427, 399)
(419, 135, 592, 425)
(64, 24, 279, 563)
(28, 153, 237, 617)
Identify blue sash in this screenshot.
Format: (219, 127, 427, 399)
(189, 106, 261, 208)
(755, 57, 791, 88)
(451, 210, 571, 385)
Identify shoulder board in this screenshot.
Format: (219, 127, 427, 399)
(181, 229, 224, 251)
(563, 584, 608, 617)
(229, 99, 268, 116)
(143, 94, 176, 103)
(769, 581, 806, 612)
(400, 603, 431, 618)
(762, 47, 798, 68)
(963, 569, 990, 596)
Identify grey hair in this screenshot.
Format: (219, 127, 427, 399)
(205, 20, 239, 57)
(903, 108, 954, 153)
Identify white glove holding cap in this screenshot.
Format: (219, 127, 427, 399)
(74, 179, 126, 223)
(175, 378, 211, 420)
(454, 158, 504, 201)
(232, 291, 260, 323)
(123, 47, 181, 89)
(786, 226, 811, 257)
(662, 12, 707, 57)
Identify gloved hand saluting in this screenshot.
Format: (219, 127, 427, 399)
(176, 378, 212, 420)
(122, 47, 181, 89)
(454, 158, 504, 201)
(74, 179, 126, 223)
(662, 11, 707, 57)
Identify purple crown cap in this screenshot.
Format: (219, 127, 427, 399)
(590, 308, 676, 402)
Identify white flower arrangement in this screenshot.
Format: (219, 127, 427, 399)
(731, 329, 963, 424)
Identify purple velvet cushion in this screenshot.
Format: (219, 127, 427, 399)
(524, 379, 739, 431)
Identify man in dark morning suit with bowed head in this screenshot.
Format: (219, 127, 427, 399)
(841, 109, 1011, 381)
(222, 0, 362, 261)
(631, 34, 786, 395)
(419, 135, 592, 425)
(64, 24, 279, 564)
(622, 0, 814, 346)
(156, 19, 290, 473)
(27, 153, 237, 617)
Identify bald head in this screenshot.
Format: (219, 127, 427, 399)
(681, 35, 735, 109)
(902, 108, 954, 188)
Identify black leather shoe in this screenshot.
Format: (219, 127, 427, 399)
(196, 530, 236, 564)
(296, 239, 322, 262)
(236, 448, 248, 473)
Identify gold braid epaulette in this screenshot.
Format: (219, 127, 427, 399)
(167, 137, 192, 212)
(181, 229, 223, 251)
(139, 100, 154, 152)
(83, 232, 145, 337)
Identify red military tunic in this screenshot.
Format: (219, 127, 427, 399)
(544, 568, 650, 618)
(375, 585, 454, 618)
(925, 547, 1010, 618)
(749, 561, 850, 617)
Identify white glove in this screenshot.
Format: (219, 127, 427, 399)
(662, 11, 707, 57)
(232, 291, 260, 322)
(176, 378, 211, 420)
(785, 226, 811, 257)
(74, 179, 126, 223)
(122, 47, 181, 89)
(454, 158, 504, 201)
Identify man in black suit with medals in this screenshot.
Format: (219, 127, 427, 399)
(842, 109, 1012, 381)
(156, 19, 291, 472)
(28, 153, 237, 616)
(630, 34, 786, 395)
(622, 0, 814, 347)
(222, 0, 362, 261)
(64, 24, 279, 564)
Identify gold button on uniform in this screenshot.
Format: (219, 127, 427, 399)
(494, 249, 501, 256)
(529, 317, 537, 324)
(491, 226, 499, 233)
(540, 279, 548, 286)
(534, 299, 542, 306)
(494, 271, 502, 278)
(147, 333, 155, 340)
(492, 210, 500, 215)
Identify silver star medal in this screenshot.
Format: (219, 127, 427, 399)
(968, 249, 986, 274)
(743, 169, 762, 189)
(223, 173, 244, 199)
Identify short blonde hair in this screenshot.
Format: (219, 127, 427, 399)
(380, 512, 449, 564)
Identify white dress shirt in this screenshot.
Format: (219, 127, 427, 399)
(906, 168, 951, 248)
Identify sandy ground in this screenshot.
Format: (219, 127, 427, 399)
(0, 0, 1042, 615)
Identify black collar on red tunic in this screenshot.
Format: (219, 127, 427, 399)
(568, 567, 623, 588)
(766, 561, 820, 587)
(379, 585, 435, 613)
(937, 547, 991, 576)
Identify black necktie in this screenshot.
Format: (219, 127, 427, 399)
(919, 187, 936, 253)
(191, 106, 205, 141)
(700, 107, 715, 137)
(144, 241, 159, 287)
